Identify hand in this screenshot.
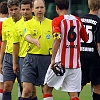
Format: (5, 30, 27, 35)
(0, 63, 3, 74)
(13, 63, 19, 75)
(50, 59, 55, 69)
(34, 35, 41, 48)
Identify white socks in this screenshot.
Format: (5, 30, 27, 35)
(43, 97, 53, 100)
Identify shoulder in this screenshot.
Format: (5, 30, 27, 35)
(3, 17, 12, 24)
(25, 17, 34, 25)
(16, 17, 24, 25)
(53, 15, 64, 22)
(52, 15, 64, 26)
(45, 18, 52, 22)
(71, 15, 82, 22)
(0, 18, 7, 22)
(44, 18, 52, 25)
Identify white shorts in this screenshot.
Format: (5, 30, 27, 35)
(0, 74, 3, 82)
(44, 67, 81, 92)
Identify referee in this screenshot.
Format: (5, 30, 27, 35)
(20, 0, 53, 100)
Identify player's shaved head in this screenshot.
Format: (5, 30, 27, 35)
(32, 0, 45, 7)
(88, 0, 100, 11)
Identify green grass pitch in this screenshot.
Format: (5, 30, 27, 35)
(12, 82, 92, 100)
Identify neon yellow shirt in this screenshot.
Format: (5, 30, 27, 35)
(13, 17, 28, 57)
(2, 17, 16, 54)
(24, 18, 53, 55)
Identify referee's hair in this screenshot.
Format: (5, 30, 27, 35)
(88, 0, 100, 11)
(20, 0, 33, 8)
(55, 0, 69, 10)
(7, 0, 20, 8)
(0, 1, 8, 14)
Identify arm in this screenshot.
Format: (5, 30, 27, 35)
(80, 21, 88, 42)
(0, 41, 6, 73)
(13, 43, 19, 74)
(50, 17, 61, 68)
(97, 43, 100, 56)
(25, 34, 41, 48)
(50, 38, 61, 68)
(96, 23, 100, 56)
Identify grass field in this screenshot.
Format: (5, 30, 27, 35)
(12, 82, 92, 100)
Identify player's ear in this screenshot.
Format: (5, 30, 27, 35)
(56, 5, 59, 11)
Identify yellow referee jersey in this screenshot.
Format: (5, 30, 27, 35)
(2, 17, 16, 54)
(13, 17, 28, 57)
(24, 18, 53, 55)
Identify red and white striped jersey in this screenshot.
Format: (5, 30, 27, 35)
(0, 18, 7, 46)
(52, 15, 88, 69)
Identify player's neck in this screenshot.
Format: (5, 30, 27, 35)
(58, 10, 69, 16)
(89, 10, 99, 15)
(34, 16, 45, 22)
(0, 14, 8, 18)
(24, 15, 32, 21)
(12, 15, 22, 22)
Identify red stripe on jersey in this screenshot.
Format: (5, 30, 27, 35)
(0, 22, 2, 47)
(0, 22, 2, 34)
(69, 20, 74, 68)
(76, 20, 80, 68)
(61, 20, 67, 67)
(0, 89, 3, 93)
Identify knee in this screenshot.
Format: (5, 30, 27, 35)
(3, 82, 13, 92)
(22, 87, 32, 98)
(93, 85, 100, 94)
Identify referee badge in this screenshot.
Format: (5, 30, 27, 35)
(46, 34, 50, 39)
(24, 28, 26, 34)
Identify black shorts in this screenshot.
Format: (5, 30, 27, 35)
(90, 68, 100, 86)
(81, 52, 100, 86)
(81, 69, 92, 86)
(80, 52, 94, 69)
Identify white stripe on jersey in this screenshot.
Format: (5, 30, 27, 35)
(0, 18, 7, 22)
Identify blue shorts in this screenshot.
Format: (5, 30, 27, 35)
(18, 57, 25, 81)
(21, 54, 51, 86)
(3, 53, 16, 82)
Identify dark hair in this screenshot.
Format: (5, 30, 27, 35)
(55, 0, 69, 10)
(7, 0, 20, 8)
(21, 0, 33, 8)
(0, 1, 8, 14)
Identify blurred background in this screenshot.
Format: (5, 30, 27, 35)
(1, 0, 100, 19)
(0, 0, 90, 19)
